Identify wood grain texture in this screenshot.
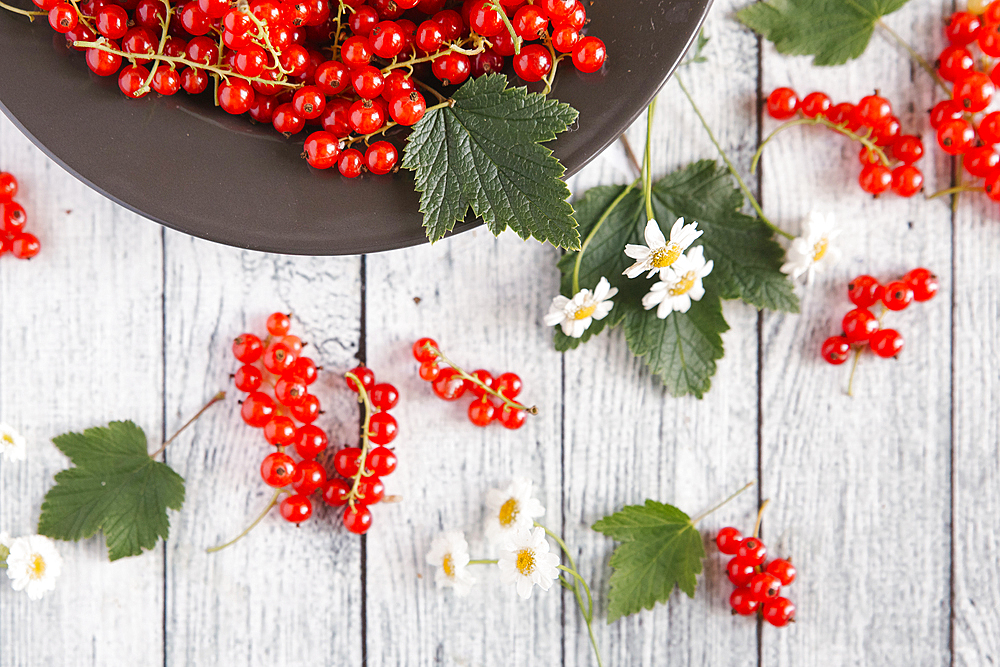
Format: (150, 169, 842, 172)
(760, 1, 952, 664)
(161, 237, 364, 666)
(0, 113, 166, 667)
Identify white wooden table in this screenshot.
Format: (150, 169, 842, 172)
(0, 0, 996, 664)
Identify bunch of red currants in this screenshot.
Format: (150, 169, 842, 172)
(717, 525, 797, 627)
(0, 172, 41, 260)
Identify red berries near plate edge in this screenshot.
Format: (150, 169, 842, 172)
(0, 172, 42, 260)
(821, 269, 938, 395)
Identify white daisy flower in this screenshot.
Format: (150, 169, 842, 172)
(6, 535, 63, 601)
(484, 477, 546, 544)
(780, 211, 842, 284)
(544, 277, 618, 339)
(425, 531, 476, 597)
(0, 423, 26, 462)
(497, 527, 561, 599)
(642, 245, 714, 317)
(623, 218, 704, 279)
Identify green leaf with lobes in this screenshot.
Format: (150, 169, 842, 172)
(737, 0, 910, 66)
(592, 501, 706, 623)
(402, 73, 581, 249)
(37, 421, 185, 561)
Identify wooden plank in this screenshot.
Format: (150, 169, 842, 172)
(561, 0, 762, 663)
(364, 231, 565, 665)
(0, 113, 165, 666)
(161, 237, 363, 666)
(759, 1, 952, 663)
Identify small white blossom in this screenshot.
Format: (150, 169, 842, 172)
(497, 527, 561, 599)
(642, 245, 714, 317)
(484, 477, 545, 544)
(0, 531, 10, 550)
(624, 218, 703, 279)
(6, 535, 63, 600)
(0, 423, 26, 462)
(544, 277, 618, 339)
(780, 211, 842, 284)
(426, 531, 475, 597)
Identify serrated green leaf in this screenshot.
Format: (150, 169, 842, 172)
(402, 74, 580, 248)
(592, 500, 705, 623)
(737, 0, 909, 66)
(38, 421, 185, 561)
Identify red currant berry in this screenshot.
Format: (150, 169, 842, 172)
(891, 135, 924, 164)
(233, 364, 262, 392)
(348, 99, 385, 134)
(368, 412, 398, 445)
(351, 65, 385, 99)
(872, 117, 901, 147)
(929, 100, 964, 130)
(366, 446, 397, 477)
(341, 35, 372, 68)
(551, 27, 580, 53)
(715, 526, 743, 554)
(266, 311, 291, 336)
(982, 111, 1000, 146)
(762, 597, 796, 627)
(198, 0, 228, 18)
(218, 79, 254, 114)
(986, 167, 1000, 201)
(513, 43, 554, 83)
(766, 559, 796, 586)
(415, 19, 443, 53)
(321, 478, 351, 506)
(263, 342, 296, 374)
(859, 146, 881, 166)
(241, 391, 276, 427)
(749, 572, 782, 602)
(274, 377, 308, 406)
(261, 451, 297, 487)
(96, 4, 128, 38)
(729, 587, 759, 616)
(280, 494, 313, 523)
(954, 71, 995, 112)
(947, 11, 982, 45)
(432, 368, 468, 400)
(891, 165, 924, 197)
(291, 88, 325, 123)
(903, 268, 938, 302)
(766, 87, 798, 120)
(469, 0, 504, 36)
(848, 275, 883, 308)
(118, 64, 151, 98)
(370, 383, 399, 410)
(937, 45, 975, 82)
(290, 393, 321, 423)
(151, 66, 181, 95)
(821, 336, 851, 365)
(799, 91, 831, 119)
(727, 557, 757, 587)
(263, 416, 297, 446)
(979, 21, 1000, 56)
(736, 537, 766, 565)
(413, 337, 439, 362)
(49, 3, 78, 32)
(1, 202, 26, 233)
(0, 172, 16, 203)
(432, 8, 463, 39)
(881, 281, 914, 311)
(285, 357, 318, 385)
(467, 369, 493, 398)
(468, 397, 496, 426)
(338, 150, 363, 179)
(571, 35, 606, 73)
(871, 328, 904, 358)
(356, 476, 385, 505)
(842, 308, 878, 344)
(432, 52, 471, 86)
(854, 94, 892, 127)
(181, 67, 209, 94)
(499, 405, 526, 429)
(514, 4, 548, 39)
(349, 4, 378, 34)
(364, 141, 399, 176)
(555, 1, 586, 30)
(250, 94, 277, 126)
(315, 60, 349, 96)
(292, 459, 327, 495)
(418, 361, 441, 381)
(295, 424, 329, 459)
(494, 372, 522, 399)
(232, 333, 264, 362)
(543, 0, 574, 17)
(859, 164, 892, 195)
(964, 146, 1000, 178)
(10, 233, 40, 260)
(826, 102, 855, 126)
(371, 20, 406, 58)
(346, 366, 375, 393)
(334, 447, 363, 477)
(343, 505, 373, 534)
(381, 70, 416, 102)
(389, 91, 426, 126)
(937, 118, 975, 155)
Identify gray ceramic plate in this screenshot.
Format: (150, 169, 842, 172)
(0, 0, 711, 255)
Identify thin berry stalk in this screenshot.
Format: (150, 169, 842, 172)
(489, 0, 521, 54)
(540, 33, 564, 96)
(344, 371, 375, 507)
(382, 36, 487, 74)
(149, 390, 226, 460)
(691, 480, 755, 524)
(137, 1, 174, 96)
(428, 345, 538, 415)
(0, 0, 47, 19)
(750, 117, 892, 173)
(206, 487, 284, 553)
(752, 498, 769, 539)
(345, 99, 454, 146)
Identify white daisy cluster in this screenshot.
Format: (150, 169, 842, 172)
(626, 218, 713, 317)
(0, 532, 62, 601)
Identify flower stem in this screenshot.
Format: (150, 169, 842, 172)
(206, 488, 284, 553)
(571, 178, 641, 294)
(675, 75, 793, 240)
(691, 480, 756, 524)
(927, 184, 981, 199)
(642, 98, 657, 223)
(877, 19, 950, 95)
(149, 391, 226, 460)
(751, 116, 892, 174)
(467, 558, 499, 565)
(752, 499, 770, 539)
(0, 0, 46, 19)
(428, 346, 537, 415)
(845, 347, 863, 397)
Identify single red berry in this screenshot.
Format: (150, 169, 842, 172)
(349, 4, 378, 34)
(981, 111, 1000, 145)
(295, 424, 329, 459)
(964, 146, 1000, 178)
(881, 281, 914, 311)
(218, 79, 255, 115)
(415, 19, 443, 53)
(555, 0, 586, 29)
(799, 91, 831, 119)
(469, 0, 504, 36)
(859, 164, 892, 195)
(343, 505, 373, 534)
(151, 66, 181, 96)
(551, 27, 580, 53)
(494, 372, 522, 399)
(872, 117, 901, 147)
(891, 135, 924, 164)
(947, 11, 982, 45)
(432, 52, 471, 86)
(10, 233, 40, 260)
(821, 336, 851, 365)
(356, 477, 385, 505)
(762, 597, 796, 627)
(304, 131, 341, 169)
(891, 165, 924, 197)
(315, 60, 349, 96)
(49, 3, 78, 32)
(285, 357, 318, 385)
(321, 478, 351, 506)
(181, 67, 209, 94)
(514, 4, 548, 39)
(766, 87, 799, 120)
(263, 416, 297, 446)
(366, 446, 397, 477)
(848, 275, 884, 307)
(929, 100, 965, 130)
(986, 167, 1000, 201)
(716, 526, 744, 554)
(292, 459, 327, 495)
(338, 149, 364, 178)
(903, 268, 938, 302)
(543, 0, 575, 18)
(274, 377, 308, 406)
(118, 64, 151, 98)
(232, 333, 264, 362)
(468, 370, 494, 398)
(367, 383, 399, 411)
(937, 46, 975, 82)
(261, 451, 297, 487)
(371, 20, 406, 58)
(736, 537, 767, 565)
(468, 397, 496, 426)
(954, 71, 995, 112)
(369, 411, 398, 445)
(0, 172, 18, 203)
(263, 342, 296, 374)
(413, 337, 439, 362)
(842, 308, 879, 344)
(348, 98, 385, 134)
(499, 405, 526, 429)
(432, 368, 469, 401)
(233, 364, 262, 392)
(276, 334, 302, 357)
(419, 361, 441, 381)
(727, 557, 757, 587)
(381, 69, 416, 102)
(729, 587, 759, 616)
(241, 391, 276, 427)
(364, 141, 399, 176)
(1, 202, 26, 233)
(854, 94, 892, 127)
(234, 43, 267, 78)
(871, 329, 905, 358)
(280, 494, 313, 523)
(571, 36, 606, 73)
(766, 559, 796, 586)
(389, 91, 426, 126)
(346, 366, 375, 393)
(290, 393, 321, 423)
(979, 21, 1000, 56)
(826, 102, 855, 126)
(859, 145, 882, 166)
(936, 118, 975, 155)
(334, 446, 363, 477)
(266, 312, 291, 336)
(749, 572, 783, 602)
(351, 65, 385, 100)
(198, 0, 228, 18)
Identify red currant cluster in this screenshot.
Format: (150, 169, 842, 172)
(821, 268, 938, 368)
(231, 312, 330, 526)
(933, 6, 1000, 199)
(716, 526, 796, 627)
(765, 88, 924, 197)
(413, 336, 534, 429)
(26, 0, 606, 177)
(0, 172, 41, 260)
(321, 366, 400, 535)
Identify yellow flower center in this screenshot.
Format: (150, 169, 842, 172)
(515, 548, 536, 576)
(442, 554, 455, 578)
(1, 434, 13, 446)
(572, 302, 597, 320)
(498, 498, 519, 526)
(29, 554, 46, 580)
(651, 242, 682, 268)
(812, 237, 829, 261)
(669, 271, 697, 296)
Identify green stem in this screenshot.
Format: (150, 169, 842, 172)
(751, 117, 891, 173)
(137, 1, 173, 96)
(206, 488, 284, 553)
(467, 558, 498, 565)
(675, 75, 793, 240)
(490, 0, 521, 54)
(381, 37, 485, 73)
(877, 19, 949, 94)
(149, 391, 226, 460)
(642, 98, 657, 223)
(570, 179, 640, 294)
(927, 184, 981, 199)
(345, 372, 375, 507)
(845, 347, 863, 397)
(429, 347, 537, 415)
(690, 481, 755, 525)
(752, 499, 770, 539)
(540, 34, 564, 96)
(0, 0, 46, 19)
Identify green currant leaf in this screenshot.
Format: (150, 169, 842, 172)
(402, 73, 580, 249)
(37, 421, 185, 562)
(592, 500, 705, 623)
(737, 0, 910, 66)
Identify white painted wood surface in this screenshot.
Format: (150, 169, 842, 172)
(0, 0, 996, 664)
